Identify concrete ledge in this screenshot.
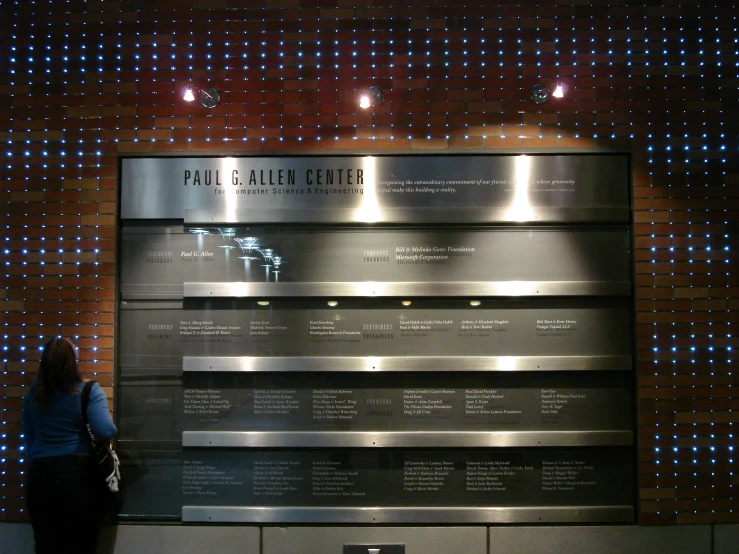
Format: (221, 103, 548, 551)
(263, 526, 487, 554)
(99, 524, 260, 554)
(715, 524, 739, 554)
(0, 523, 33, 554)
(3, 522, 738, 554)
(490, 525, 712, 554)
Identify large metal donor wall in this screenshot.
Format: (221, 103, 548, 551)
(117, 154, 634, 523)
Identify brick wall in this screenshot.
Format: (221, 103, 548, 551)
(1, 0, 736, 524)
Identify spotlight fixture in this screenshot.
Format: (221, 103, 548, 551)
(183, 86, 221, 108)
(529, 83, 565, 105)
(358, 86, 383, 109)
(529, 84, 551, 104)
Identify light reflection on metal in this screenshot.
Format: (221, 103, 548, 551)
(496, 281, 538, 296)
(498, 357, 520, 372)
(222, 158, 237, 221)
(504, 155, 534, 222)
(354, 156, 381, 222)
(235, 237, 259, 251)
(235, 236, 259, 261)
(218, 228, 237, 249)
(231, 234, 283, 281)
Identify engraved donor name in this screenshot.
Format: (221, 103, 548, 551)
(180, 250, 214, 257)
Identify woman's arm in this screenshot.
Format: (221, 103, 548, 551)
(86, 382, 117, 441)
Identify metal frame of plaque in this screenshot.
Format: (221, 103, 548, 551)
(117, 153, 635, 524)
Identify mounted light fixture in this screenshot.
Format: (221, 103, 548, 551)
(530, 83, 564, 104)
(530, 84, 550, 104)
(358, 86, 383, 109)
(183, 86, 221, 108)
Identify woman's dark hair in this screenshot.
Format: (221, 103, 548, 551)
(35, 337, 82, 409)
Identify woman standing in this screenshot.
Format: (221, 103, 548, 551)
(22, 337, 117, 554)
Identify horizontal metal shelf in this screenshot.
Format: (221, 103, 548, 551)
(121, 285, 183, 301)
(185, 206, 631, 225)
(117, 440, 182, 451)
(182, 505, 634, 524)
(183, 355, 632, 373)
(182, 430, 633, 448)
(184, 280, 632, 298)
(119, 365, 183, 377)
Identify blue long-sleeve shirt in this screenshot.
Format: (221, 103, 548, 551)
(22, 380, 117, 461)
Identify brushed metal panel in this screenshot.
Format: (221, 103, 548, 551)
(181, 506, 634, 524)
(181, 371, 633, 433)
(182, 430, 633, 448)
(182, 355, 633, 372)
(123, 301, 632, 363)
(183, 281, 632, 298)
(121, 155, 630, 222)
(121, 225, 632, 295)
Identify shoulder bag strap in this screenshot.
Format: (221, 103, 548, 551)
(80, 381, 99, 447)
(81, 380, 96, 424)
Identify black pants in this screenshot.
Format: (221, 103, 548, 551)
(27, 455, 102, 554)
